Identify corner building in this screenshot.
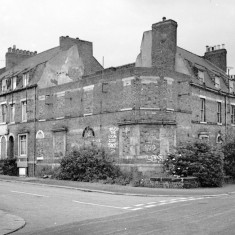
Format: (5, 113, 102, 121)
(0, 18, 234, 176)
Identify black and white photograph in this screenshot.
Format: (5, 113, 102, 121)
(1, 0, 235, 234)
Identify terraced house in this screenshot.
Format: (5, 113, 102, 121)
(0, 17, 234, 176)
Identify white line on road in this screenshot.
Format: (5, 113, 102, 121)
(11, 191, 49, 197)
(73, 200, 129, 210)
(135, 204, 144, 207)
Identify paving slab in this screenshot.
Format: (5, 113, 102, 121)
(0, 210, 25, 235)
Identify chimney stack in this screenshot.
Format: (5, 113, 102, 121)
(151, 17, 178, 70)
(204, 44, 227, 72)
(5, 45, 37, 70)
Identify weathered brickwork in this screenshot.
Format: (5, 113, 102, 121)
(0, 18, 234, 177)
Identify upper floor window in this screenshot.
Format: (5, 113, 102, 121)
(198, 70, 205, 83)
(9, 103, 15, 123)
(23, 73, 29, 87)
(229, 80, 234, 93)
(217, 102, 222, 124)
(12, 77, 17, 90)
(215, 76, 220, 89)
(22, 101, 27, 122)
(200, 98, 206, 122)
(1, 104, 7, 123)
(2, 79, 7, 92)
(231, 105, 235, 124)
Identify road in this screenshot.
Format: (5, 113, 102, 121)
(1, 181, 235, 234)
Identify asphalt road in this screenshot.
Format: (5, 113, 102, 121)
(1, 181, 235, 235)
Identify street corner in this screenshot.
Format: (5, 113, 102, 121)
(0, 210, 25, 235)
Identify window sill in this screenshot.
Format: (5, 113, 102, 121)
(200, 122, 207, 124)
(217, 123, 222, 126)
(21, 120, 27, 123)
(8, 122, 15, 125)
(0, 122, 7, 125)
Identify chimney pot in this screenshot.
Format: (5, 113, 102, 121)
(8, 47, 12, 53)
(222, 44, 225, 49)
(162, 17, 166, 21)
(217, 45, 220, 50)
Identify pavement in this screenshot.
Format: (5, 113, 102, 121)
(0, 174, 235, 234)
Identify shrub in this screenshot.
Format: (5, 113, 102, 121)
(0, 158, 18, 176)
(57, 146, 121, 182)
(222, 139, 235, 179)
(163, 141, 224, 187)
(35, 165, 60, 178)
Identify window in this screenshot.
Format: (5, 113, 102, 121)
(217, 102, 222, 123)
(2, 79, 7, 92)
(215, 76, 220, 89)
(9, 104, 15, 123)
(229, 80, 234, 93)
(1, 104, 7, 123)
(23, 73, 29, 87)
(200, 98, 206, 122)
(198, 70, 205, 83)
(22, 101, 27, 122)
(231, 105, 235, 124)
(19, 134, 27, 156)
(12, 77, 17, 90)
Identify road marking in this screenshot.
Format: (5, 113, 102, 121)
(131, 208, 143, 211)
(135, 204, 144, 207)
(73, 200, 129, 210)
(11, 191, 49, 197)
(147, 202, 156, 204)
(145, 205, 157, 208)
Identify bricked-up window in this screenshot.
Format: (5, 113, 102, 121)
(23, 73, 29, 87)
(200, 98, 206, 122)
(217, 102, 222, 123)
(215, 76, 220, 89)
(1, 104, 7, 123)
(198, 70, 205, 83)
(9, 104, 15, 123)
(19, 134, 27, 156)
(231, 105, 235, 124)
(22, 101, 27, 122)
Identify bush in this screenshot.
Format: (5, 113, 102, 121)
(222, 139, 235, 179)
(56, 146, 122, 182)
(163, 141, 224, 187)
(0, 158, 18, 176)
(35, 165, 60, 178)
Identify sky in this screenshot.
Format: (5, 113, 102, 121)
(0, 0, 235, 74)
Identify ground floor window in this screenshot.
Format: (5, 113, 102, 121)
(18, 134, 27, 157)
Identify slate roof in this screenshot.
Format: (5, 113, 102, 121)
(0, 47, 60, 81)
(177, 47, 229, 92)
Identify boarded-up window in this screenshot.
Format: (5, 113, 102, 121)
(53, 131, 66, 160)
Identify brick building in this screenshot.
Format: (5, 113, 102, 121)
(0, 18, 234, 176)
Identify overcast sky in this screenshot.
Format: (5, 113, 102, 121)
(1, 0, 235, 74)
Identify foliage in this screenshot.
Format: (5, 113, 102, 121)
(222, 139, 235, 179)
(35, 165, 60, 178)
(56, 146, 122, 182)
(163, 141, 224, 187)
(0, 158, 18, 176)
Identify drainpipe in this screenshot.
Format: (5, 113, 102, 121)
(33, 86, 37, 177)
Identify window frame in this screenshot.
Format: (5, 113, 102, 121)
(231, 105, 235, 124)
(9, 103, 15, 123)
(215, 76, 220, 89)
(200, 98, 206, 122)
(198, 70, 205, 83)
(1, 103, 7, 123)
(21, 100, 27, 122)
(23, 73, 29, 87)
(217, 102, 222, 124)
(18, 134, 27, 157)
(2, 79, 7, 92)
